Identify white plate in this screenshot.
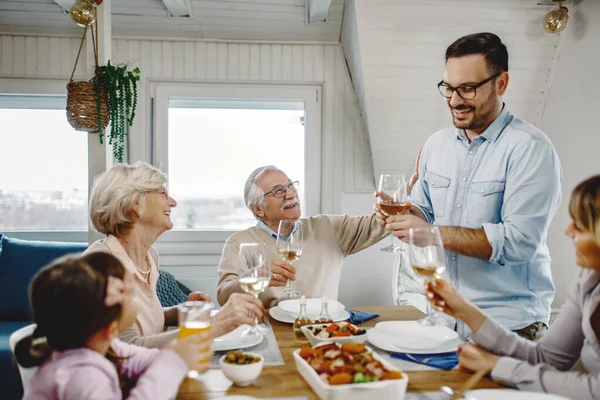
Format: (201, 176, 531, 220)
(372, 321, 459, 350)
(212, 325, 264, 352)
(465, 389, 571, 400)
(269, 306, 350, 324)
(367, 328, 461, 354)
(278, 297, 346, 316)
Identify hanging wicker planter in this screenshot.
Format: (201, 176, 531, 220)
(66, 21, 109, 134)
(64, 17, 140, 163)
(66, 80, 109, 133)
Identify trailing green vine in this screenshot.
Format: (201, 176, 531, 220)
(93, 61, 141, 162)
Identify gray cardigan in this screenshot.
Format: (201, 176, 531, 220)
(471, 268, 600, 400)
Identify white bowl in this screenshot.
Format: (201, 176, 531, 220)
(219, 352, 264, 387)
(278, 298, 345, 316)
(301, 322, 368, 347)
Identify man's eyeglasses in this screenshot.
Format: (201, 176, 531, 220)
(264, 181, 299, 199)
(437, 72, 502, 100)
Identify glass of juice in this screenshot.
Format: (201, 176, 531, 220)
(178, 301, 214, 378)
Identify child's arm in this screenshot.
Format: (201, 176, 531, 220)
(111, 339, 188, 399)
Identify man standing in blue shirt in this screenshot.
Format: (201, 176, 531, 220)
(384, 32, 562, 340)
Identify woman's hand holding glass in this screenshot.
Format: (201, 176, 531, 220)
(425, 278, 487, 334)
(211, 293, 264, 338)
(407, 226, 449, 326)
(237, 242, 271, 336)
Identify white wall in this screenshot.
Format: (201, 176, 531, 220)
(0, 35, 382, 304)
(341, 0, 562, 179)
(541, 0, 600, 307)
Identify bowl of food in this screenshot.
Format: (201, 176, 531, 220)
(219, 350, 264, 386)
(301, 322, 368, 346)
(293, 342, 408, 400)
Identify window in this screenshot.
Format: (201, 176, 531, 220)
(153, 83, 322, 231)
(0, 94, 88, 231)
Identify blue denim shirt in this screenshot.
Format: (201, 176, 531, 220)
(411, 106, 562, 334)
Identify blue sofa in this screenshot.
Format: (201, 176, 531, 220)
(0, 234, 191, 399)
(0, 235, 87, 399)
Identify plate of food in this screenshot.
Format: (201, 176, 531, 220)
(293, 342, 408, 400)
(301, 322, 368, 346)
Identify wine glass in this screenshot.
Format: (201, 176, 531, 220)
(378, 174, 411, 252)
(238, 242, 271, 336)
(408, 226, 448, 326)
(276, 219, 303, 301)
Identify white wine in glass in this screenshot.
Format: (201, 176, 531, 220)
(238, 242, 271, 336)
(378, 174, 411, 252)
(277, 219, 303, 300)
(408, 226, 448, 326)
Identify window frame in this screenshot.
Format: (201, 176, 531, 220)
(150, 81, 322, 236)
(0, 78, 90, 240)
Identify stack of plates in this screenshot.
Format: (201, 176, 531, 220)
(212, 324, 264, 352)
(367, 321, 461, 353)
(269, 298, 351, 324)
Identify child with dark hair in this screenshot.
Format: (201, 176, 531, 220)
(15, 252, 211, 399)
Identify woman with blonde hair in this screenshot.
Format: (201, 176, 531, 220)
(85, 162, 263, 348)
(427, 175, 600, 399)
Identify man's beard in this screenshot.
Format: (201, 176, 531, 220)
(450, 96, 496, 132)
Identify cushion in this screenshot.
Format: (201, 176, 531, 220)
(156, 270, 189, 307)
(0, 235, 87, 320)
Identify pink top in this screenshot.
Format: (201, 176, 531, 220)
(24, 339, 187, 400)
(85, 236, 170, 347)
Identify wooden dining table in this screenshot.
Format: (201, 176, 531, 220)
(177, 305, 503, 399)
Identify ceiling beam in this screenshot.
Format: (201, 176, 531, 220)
(161, 0, 193, 18)
(53, 0, 76, 13)
(306, 0, 333, 23)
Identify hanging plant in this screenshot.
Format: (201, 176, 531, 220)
(93, 61, 141, 162)
(66, 14, 141, 163)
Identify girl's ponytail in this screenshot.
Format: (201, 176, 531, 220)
(14, 328, 52, 368)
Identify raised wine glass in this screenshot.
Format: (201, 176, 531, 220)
(408, 226, 448, 326)
(238, 242, 271, 336)
(276, 219, 303, 301)
(378, 174, 411, 252)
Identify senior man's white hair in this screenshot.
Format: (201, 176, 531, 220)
(244, 165, 279, 220)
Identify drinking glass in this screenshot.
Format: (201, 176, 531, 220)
(238, 242, 271, 335)
(378, 174, 411, 252)
(407, 226, 448, 326)
(178, 301, 214, 378)
(276, 219, 303, 300)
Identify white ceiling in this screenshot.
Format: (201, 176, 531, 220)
(0, 0, 345, 41)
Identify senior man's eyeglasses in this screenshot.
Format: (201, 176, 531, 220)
(263, 181, 299, 199)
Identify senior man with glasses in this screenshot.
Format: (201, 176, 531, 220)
(380, 32, 562, 341)
(216, 166, 390, 308)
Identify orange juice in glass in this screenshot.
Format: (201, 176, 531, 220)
(178, 301, 214, 378)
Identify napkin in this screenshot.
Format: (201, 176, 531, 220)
(345, 308, 380, 324)
(390, 351, 458, 370)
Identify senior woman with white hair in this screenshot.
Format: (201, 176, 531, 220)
(85, 162, 263, 348)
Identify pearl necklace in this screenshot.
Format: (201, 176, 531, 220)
(136, 255, 151, 276)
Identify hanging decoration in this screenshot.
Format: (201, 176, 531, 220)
(543, 0, 569, 34)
